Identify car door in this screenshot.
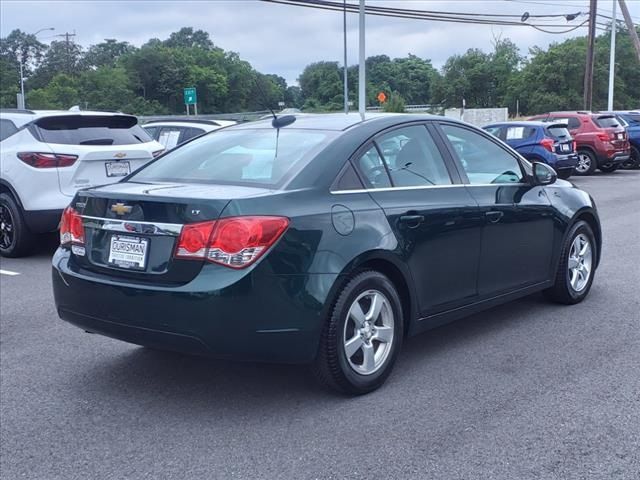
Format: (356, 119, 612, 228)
(352, 123, 483, 315)
(436, 122, 556, 297)
(504, 125, 538, 158)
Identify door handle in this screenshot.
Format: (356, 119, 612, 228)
(399, 214, 425, 228)
(485, 211, 504, 223)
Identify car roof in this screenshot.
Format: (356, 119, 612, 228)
(232, 112, 444, 132)
(485, 121, 551, 128)
(142, 121, 220, 130)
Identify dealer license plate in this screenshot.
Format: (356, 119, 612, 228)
(105, 161, 131, 177)
(108, 235, 148, 270)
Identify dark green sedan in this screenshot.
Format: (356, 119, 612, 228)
(52, 113, 601, 394)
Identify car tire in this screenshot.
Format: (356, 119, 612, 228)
(313, 270, 404, 395)
(626, 146, 640, 170)
(0, 193, 36, 258)
(598, 163, 618, 173)
(575, 150, 597, 175)
(544, 220, 597, 305)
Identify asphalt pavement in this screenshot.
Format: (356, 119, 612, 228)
(1, 170, 639, 480)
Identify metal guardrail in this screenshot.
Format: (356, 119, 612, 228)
(138, 111, 272, 124)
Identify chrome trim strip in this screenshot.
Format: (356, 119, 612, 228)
(331, 183, 528, 194)
(81, 215, 183, 236)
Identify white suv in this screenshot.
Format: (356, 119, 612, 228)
(0, 109, 164, 257)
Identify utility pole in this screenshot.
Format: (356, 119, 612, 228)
(607, 0, 617, 111)
(343, 0, 349, 114)
(583, 0, 597, 111)
(55, 31, 76, 74)
(619, 0, 640, 62)
(358, 0, 365, 119)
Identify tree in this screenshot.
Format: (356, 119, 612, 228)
(298, 61, 343, 110)
(382, 91, 406, 113)
(29, 39, 84, 89)
(163, 27, 214, 50)
(82, 39, 136, 69)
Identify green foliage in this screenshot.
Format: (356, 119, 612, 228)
(2, 26, 638, 116)
(382, 91, 406, 113)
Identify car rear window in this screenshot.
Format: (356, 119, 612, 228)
(35, 115, 152, 145)
(130, 128, 336, 188)
(593, 116, 620, 128)
(546, 125, 571, 139)
(623, 114, 640, 125)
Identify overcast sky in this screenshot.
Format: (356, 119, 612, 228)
(2, 0, 639, 84)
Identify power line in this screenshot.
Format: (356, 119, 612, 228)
(261, 0, 594, 31)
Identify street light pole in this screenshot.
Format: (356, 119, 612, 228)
(19, 27, 55, 109)
(358, 0, 365, 119)
(607, 0, 617, 111)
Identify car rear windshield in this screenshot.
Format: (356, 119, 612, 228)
(623, 113, 640, 125)
(546, 125, 571, 139)
(35, 115, 152, 145)
(593, 116, 620, 128)
(130, 128, 336, 188)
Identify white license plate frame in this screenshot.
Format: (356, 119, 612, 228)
(108, 235, 148, 270)
(105, 161, 131, 177)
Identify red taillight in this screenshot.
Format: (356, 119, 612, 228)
(540, 138, 555, 152)
(18, 152, 78, 168)
(596, 132, 610, 142)
(573, 141, 577, 151)
(152, 149, 165, 158)
(60, 207, 85, 246)
(175, 216, 289, 269)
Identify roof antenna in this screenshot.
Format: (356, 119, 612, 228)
(254, 76, 296, 129)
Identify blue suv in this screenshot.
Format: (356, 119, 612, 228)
(484, 121, 578, 179)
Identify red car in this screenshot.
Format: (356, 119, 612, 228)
(529, 112, 630, 175)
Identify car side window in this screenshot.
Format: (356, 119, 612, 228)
(376, 125, 452, 187)
(484, 126, 503, 138)
(182, 127, 205, 143)
(143, 126, 159, 139)
(0, 119, 18, 142)
(441, 124, 523, 185)
(559, 117, 581, 130)
(354, 145, 392, 189)
(505, 126, 536, 140)
(158, 127, 183, 149)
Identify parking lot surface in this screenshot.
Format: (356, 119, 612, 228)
(1, 171, 639, 480)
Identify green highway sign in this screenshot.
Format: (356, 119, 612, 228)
(183, 87, 197, 105)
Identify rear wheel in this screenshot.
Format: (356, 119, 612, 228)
(313, 271, 403, 395)
(0, 193, 35, 258)
(623, 146, 640, 169)
(544, 220, 597, 305)
(575, 150, 597, 175)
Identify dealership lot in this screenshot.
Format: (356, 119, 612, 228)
(1, 171, 639, 479)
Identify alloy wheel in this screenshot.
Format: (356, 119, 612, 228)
(0, 204, 15, 250)
(343, 289, 395, 375)
(568, 233, 593, 292)
(576, 154, 592, 174)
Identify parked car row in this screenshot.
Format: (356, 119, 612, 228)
(484, 110, 638, 178)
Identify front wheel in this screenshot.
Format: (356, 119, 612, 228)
(544, 220, 597, 305)
(575, 151, 597, 175)
(313, 271, 404, 395)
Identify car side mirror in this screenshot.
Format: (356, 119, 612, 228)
(532, 162, 557, 186)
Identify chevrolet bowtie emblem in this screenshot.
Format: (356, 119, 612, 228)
(111, 203, 132, 215)
(114, 152, 127, 159)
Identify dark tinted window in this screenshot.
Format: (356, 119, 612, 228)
(441, 124, 523, 185)
(546, 125, 571, 139)
(376, 125, 451, 187)
(483, 126, 503, 138)
(143, 126, 159, 139)
(355, 145, 392, 189)
(622, 114, 640, 125)
(593, 116, 620, 128)
(182, 127, 205, 142)
(131, 128, 335, 187)
(36, 115, 151, 145)
(0, 119, 18, 141)
(550, 117, 581, 130)
(334, 163, 363, 191)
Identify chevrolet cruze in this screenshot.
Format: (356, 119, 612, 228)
(52, 114, 601, 394)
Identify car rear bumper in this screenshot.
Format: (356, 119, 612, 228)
(52, 249, 334, 364)
(598, 151, 630, 165)
(551, 154, 578, 171)
(23, 209, 63, 233)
